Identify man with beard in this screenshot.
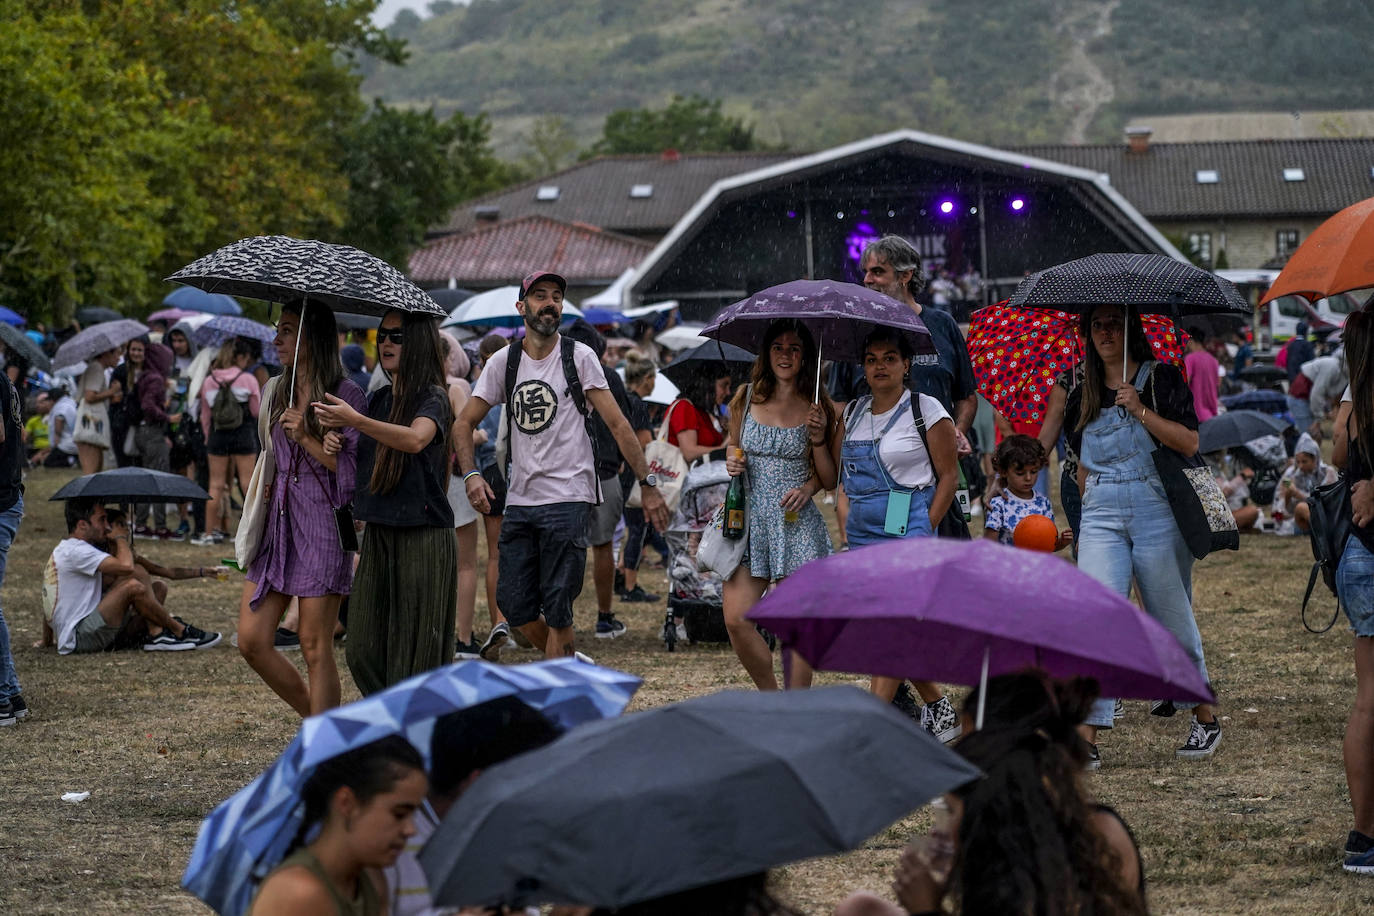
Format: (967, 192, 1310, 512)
(454, 272, 670, 659)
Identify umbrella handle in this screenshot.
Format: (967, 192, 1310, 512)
(976, 646, 989, 731)
(814, 338, 822, 403)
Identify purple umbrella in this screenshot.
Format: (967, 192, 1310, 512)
(702, 279, 935, 398)
(747, 538, 1214, 716)
(147, 307, 198, 325)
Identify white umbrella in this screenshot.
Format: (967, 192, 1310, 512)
(617, 367, 679, 406)
(581, 269, 634, 308)
(623, 300, 679, 318)
(655, 324, 708, 351)
(440, 285, 583, 329)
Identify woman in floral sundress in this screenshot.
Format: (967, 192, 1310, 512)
(723, 319, 837, 690)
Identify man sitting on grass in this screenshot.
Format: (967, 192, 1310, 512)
(46, 497, 220, 654)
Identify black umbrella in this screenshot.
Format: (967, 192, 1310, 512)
(51, 467, 210, 503)
(167, 236, 447, 319)
(1221, 389, 1287, 414)
(332, 312, 381, 331)
(75, 306, 125, 327)
(1198, 410, 1291, 454)
(0, 323, 51, 372)
(1010, 253, 1251, 382)
(420, 686, 981, 910)
(1237, 363, 1287, 385)
(660, 340, 756, 387)
(425, 287, 476, 311)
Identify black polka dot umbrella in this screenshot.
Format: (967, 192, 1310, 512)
(1009, 253, 1250, 317)
(166, 236, 446, 318)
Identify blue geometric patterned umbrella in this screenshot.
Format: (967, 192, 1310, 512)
(182, 659, 641, 916)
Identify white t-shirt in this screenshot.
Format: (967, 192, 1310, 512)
(844, 392, 951, 489)
(48, 395, 78, 455)
(472, 336, 609, 507)
(51, 537, 111, 654)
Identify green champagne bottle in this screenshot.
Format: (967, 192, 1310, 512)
(723, 473, 746, 540)
(955, 463, 972, 523)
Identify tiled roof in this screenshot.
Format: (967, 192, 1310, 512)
(408, 216, 653, 288)
(1017, 138, 1374, 220)
(435, 152, 796, 236)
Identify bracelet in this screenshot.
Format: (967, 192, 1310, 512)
(197, 567, 204, 578)
(1138, 407, 1148, 422)
(462, 469, 481, 483)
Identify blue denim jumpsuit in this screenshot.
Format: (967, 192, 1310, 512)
(1076, 363, 1209, 728)
(842, 394, 935, 548)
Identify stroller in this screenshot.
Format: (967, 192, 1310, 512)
(661, 460, 733, 651)
(1232, 433, 1290, 508)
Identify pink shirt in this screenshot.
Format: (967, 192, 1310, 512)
(199, 367, 262, 431)
(472, 336, 608, 507)
(1183, 349, 1220, 422)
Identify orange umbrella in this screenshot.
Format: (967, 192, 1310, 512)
(1262, 196, 1374, 303)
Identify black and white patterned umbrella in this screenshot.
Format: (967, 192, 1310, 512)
(167, 236, 446, 318)
(1009, 253, 1251, 317)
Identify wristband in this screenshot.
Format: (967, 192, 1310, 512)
(463, 469, 482, 483)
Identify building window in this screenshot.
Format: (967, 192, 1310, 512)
(629, 184, 653, 198)
(535, 185, 560, 201)
(1186, 231, 1213, 267)
(1276, 229, 1300, 258)
(1282, 167, 1306, 182)
(1195, 169, 1219, 184)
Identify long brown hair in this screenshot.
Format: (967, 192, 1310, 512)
(1345, 304, 1374, 458)
(1074, 305, 1153, 432)
(369, 310, 449, 496)
(272, 299, 342, 443)
(727, 319, 836, 447)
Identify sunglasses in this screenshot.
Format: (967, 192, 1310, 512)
(377, 328, 405, 345)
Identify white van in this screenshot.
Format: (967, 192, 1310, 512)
(1214, 269, 1355, 351)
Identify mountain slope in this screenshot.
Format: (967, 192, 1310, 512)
(362, 0, 1374, 154)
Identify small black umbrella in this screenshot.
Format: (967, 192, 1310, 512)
(74, 306, 125, 327)
(167, 236, 447, 319)
(1237, 363, 1287, 385)
(0, 323, 51, 372)
(660, 340, 756, 387)
(51, 467, 210, 503)
(420, 686, 981, 910)
(1221, 389, 1288, 414)
(1198, 410, 1291, 454)
(332, 312, 381, 331)
(1010, 253, 1251, 382)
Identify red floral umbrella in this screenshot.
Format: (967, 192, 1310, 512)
(968, 302, 1188, 425)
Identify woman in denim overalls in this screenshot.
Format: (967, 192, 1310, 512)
(1070, 305, 1220, 763)
(830, 329, 962, 742)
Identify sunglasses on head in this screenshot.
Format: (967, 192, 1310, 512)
(377, 328, 405, 345)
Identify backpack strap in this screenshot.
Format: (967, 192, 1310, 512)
(910, 394, 937, 483)
(560, 336, 589, 419)
(502, 339, 522, 481)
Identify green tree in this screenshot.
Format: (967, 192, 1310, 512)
(518, 115, 581, 176)
(590, 95, 761, 156)
(337, 104, 515, 268)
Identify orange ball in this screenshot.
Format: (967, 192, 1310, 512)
(1012, 513, 1059, 552)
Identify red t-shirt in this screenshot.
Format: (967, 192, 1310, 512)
(666, 399, 723, 448)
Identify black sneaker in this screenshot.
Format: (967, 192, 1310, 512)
(143, 630, 197, 651)
(181, 622, 223, 650)
(0, 697, 15, 727)
(1151, 699, 1178, 718)
(1347, 830, 1374, 856)
(273, 628, 301, 651)
(923, 695, 962, 744)
(454, 637, 482, 660)
(479, 622, 511, 661)
(619, 585, 661, 603)
(7, 694, 28, 720)
(1177, 716, 1222, 759)
(890, 682, 922, 723)
(595, 613, 627, 639)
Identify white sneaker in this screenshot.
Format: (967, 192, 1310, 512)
(573, 651, 594, 665)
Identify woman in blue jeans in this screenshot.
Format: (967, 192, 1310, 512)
(1066, 305, 1219, 764)
(1333, 305, 1374, 873)
(830, 328, 962, 741)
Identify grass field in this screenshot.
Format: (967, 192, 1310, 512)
(2, 465, 1374, 914)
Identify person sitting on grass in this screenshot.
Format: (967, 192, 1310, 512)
(1274, 432, 1336, 534)
(381, 696, 564, 916)
(46, 497, 220, 654)
(983, 435, 1072, 550)
(251, 736, 427, 916)
(834, 671, 1146, 916)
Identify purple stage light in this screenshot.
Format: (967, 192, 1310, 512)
(939, 200, 955, 215)
(1010, 197, 1026, 212)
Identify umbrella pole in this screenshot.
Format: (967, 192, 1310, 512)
(290, 300, 307, 409)
(1122, 306, 1128, 385)
(975, 646, 990, 730)
(814, 338, 822, 403)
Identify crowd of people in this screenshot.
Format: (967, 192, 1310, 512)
(1, 230, 1372, 910)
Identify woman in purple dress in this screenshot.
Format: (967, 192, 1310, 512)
(237, 301, 366, 716)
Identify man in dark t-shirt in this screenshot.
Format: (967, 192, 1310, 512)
(0, 374, 27, 725)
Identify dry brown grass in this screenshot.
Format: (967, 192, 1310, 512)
(3, 467, 1374, 913)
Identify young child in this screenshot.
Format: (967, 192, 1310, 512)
(984, 435, 1072, 550)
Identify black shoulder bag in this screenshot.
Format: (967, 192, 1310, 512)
(1301, 414, 1356, 633)
(911, 394, 971, 540)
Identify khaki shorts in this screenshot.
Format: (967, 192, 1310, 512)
(72, 608, 138, 653)
(585, 475, 625, 546)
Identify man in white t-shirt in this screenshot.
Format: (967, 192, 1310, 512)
(455, 271, 669, 659)
(50, 498, 220, 654)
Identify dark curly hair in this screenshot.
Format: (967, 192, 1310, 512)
(951, 671, 1146, 915)
(993, 434, 1047, 474)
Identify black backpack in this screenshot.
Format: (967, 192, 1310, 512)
(503, 336, 602, 503)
